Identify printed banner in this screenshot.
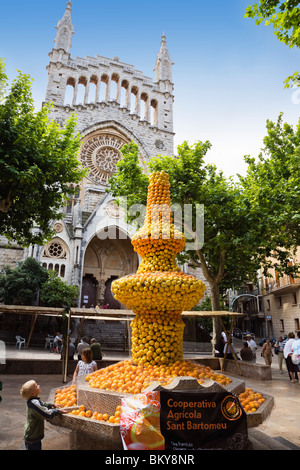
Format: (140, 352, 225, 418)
(160, 390, 248, 450)
(120, 390, 248, 451)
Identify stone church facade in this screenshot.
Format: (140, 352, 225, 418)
(0, 1, 209, 309)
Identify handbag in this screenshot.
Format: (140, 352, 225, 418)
(291, 352, 300, 365)
(274, 347, 279, 355)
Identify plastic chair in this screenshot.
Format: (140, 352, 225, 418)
(15, 336, 26, 350)
(44, 335, 54, 349)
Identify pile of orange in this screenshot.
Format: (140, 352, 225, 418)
(85, 359, 232, 394)
(54, 384, 77, 408)
(131, 171, 186, 259)
(238, 388, 265, 413)
(112, 272, 205, 314)
(131, 311, 184, 364)
(69, 404, 121, 423)
(111, 171, 206, 367)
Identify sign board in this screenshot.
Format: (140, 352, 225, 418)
(160, 390, 248, 450)
(120, 389, 248, 451)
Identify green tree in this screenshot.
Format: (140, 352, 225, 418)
(109, 129, 300, 348)
(245, 0, 300, 87)
(0, 60, 86, 245)
(109, 142, 257, 345)
(40, 270, 79, 308)
(0, 257, 48, 305)
(240, 113, 300, 277)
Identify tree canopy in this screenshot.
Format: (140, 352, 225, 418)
(109, 116, 300, 343)
(40, 270, 79, 309)
(0, 257, 48, 305)
(0, 59, 86, 246)
(0, 257, 79, 307)
(245, 0, 300, 87)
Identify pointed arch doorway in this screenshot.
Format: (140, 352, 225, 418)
(81, 227, 138, 309)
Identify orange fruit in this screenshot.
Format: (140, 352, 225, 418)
(130, 416, 165, 450)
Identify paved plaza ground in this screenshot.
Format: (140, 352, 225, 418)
(0, 341, 300, 451)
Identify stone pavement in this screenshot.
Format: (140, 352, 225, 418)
(1, 343, 300, 451)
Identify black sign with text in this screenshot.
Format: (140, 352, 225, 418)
(160, 390, 248, 450)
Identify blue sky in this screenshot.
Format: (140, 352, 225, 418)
(1, 0, 300, 177)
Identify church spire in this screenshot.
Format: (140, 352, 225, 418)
(154, 32, 174, 83)
(53, 1, 74, 52)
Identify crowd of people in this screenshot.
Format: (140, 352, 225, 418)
(52, 333, 102, 362)
(215, 330, 300, 384)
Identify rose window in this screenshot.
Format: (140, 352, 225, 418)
(49, 242, 64, 257)
(80, 134, 127, 186)
(43, 241, 67, 259)
(95, 147, 120, 173)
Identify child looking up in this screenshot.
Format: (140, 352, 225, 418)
(20, 380, 66, 450)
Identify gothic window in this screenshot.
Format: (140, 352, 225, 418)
(76, 77, 87, 105)
(140, 92, 149, 120)
(87, 75, 98, 103)
(130, 86, 139, 114)
(100, 74, 109, 102)
(43, 240, 67, 260)
(111, 73, 119, 101)
(64, 77, 75, 106)
(150, 99, 158, 125)
(80, 133, 127, 186)
(120, 80, 129, 107)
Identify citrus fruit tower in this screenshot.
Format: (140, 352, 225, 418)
(85, 170, 232, 394)
(112, 170, 206, 366)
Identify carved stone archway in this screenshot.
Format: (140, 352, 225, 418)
(82, 227, 138, 308)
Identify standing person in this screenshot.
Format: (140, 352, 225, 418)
(90, 338, 103, 360)
(20, 380, 66, 450)
(73, 348, 97, 382)
(246, 334, 258, 362)
(53, 332, 62, 354)
(60, 337, 75, 360)
(291, 331, 300, 384)
(77, 336, 89, 360)
(261, 338, 273, 365)
(214, 334, 225, 358)
(274, 336, 285, 374)
(283, 332, 298, 382)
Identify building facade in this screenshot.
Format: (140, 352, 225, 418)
(1, 2, 178, 309)
(261, 249, 300, 339)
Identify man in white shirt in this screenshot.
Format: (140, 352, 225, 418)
(77, 336, 89, 360)
(246, 334, 257, 362)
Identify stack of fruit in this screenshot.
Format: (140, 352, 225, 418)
(112, 171, 206, 366)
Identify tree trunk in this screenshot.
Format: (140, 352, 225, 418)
(196, 248, 225, 357)
(209, 281, 223, 356)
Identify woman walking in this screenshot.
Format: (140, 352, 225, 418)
(261, 338, 273, 366)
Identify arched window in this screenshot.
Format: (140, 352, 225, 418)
(130, 86, 139, 114)
(140, 92, 149, 120)
(64, 77, 75, 106)
(41, 239, 69, 279)
(76, 76, 87, 105)
(120, 80, 129, 108)
(150, 99, 158, 125)
(87, 75, 98, 103)
(111, 73, 119, 101)
(100, 74, 109, 102)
